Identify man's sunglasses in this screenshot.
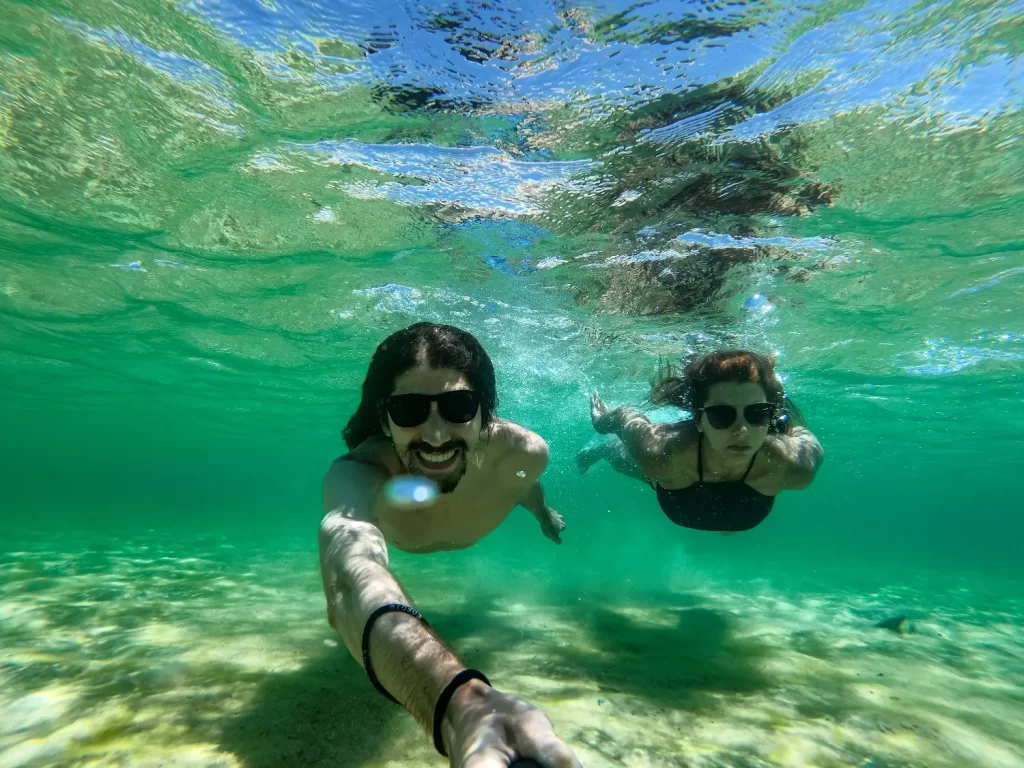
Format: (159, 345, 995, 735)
(385, 390, 481, 428)
(701, 403, 775, 430)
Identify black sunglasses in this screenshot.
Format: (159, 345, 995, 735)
(385, 390, 481, 428)
(701, 403, 775, 430)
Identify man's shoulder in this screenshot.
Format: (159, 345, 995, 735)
(484, 419, 549, 479)
(328, 437, 401, 479)
(321, 438, 407, 520)
(487, 419, 548, 456)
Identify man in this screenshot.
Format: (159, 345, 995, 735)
(318, 322, 579, 768)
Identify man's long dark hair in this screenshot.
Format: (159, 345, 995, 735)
(343, 323, 499, 450)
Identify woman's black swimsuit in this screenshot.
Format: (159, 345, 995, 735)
(654, 436, 775, 532)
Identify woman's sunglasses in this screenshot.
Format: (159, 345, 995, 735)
(385, 390, 481, 428)
(701, 403, 775, 430)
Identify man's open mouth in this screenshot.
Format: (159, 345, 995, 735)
(414, 447, 460, 470)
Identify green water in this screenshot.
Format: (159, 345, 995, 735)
(1, 0, 1023, 765)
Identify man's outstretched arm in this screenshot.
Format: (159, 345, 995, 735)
(318, 524, 469, 731)
(319, 459, 580, 766)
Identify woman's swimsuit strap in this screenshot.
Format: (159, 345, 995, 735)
(697, 434, 758, 482)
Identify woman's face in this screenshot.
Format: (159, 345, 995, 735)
(697, 381, 773, 457)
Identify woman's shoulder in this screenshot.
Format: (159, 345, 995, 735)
(650, 420, 700, 483)
(661, 419, 699, 449)
(758, 427, 824, 490)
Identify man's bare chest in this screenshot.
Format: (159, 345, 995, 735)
(376, 477, 521, 553)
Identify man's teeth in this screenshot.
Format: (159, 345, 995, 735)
(417, 448, 457, 464)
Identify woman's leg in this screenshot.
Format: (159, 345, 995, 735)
(576, 435, 648, 483)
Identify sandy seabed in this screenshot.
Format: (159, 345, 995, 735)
(1, 530, 1022, 768)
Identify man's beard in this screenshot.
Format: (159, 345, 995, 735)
(400, 440, 470, 495)
(433, 462, 467, 494)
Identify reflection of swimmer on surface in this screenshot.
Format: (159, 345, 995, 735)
(579, 350, 823, 532)
(318, 322, 578, 768)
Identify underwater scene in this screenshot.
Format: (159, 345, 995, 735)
(1, 0, 1023, 765)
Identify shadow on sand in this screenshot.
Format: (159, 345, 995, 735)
(217, 596, 515, 767)
(218, 644, 400, 768)
(549, 591, 775, 712)
(217, 589, 863, 767)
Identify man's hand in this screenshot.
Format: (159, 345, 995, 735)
(517, 481, 564, 545)
(537, 507, 565, 545)
(445, 681, 582, 768)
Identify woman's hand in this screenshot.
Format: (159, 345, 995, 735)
(589, 392, 621, 435)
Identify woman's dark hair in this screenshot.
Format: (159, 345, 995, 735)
(649, 349, 804, 431)
(343, 322, 499, 449)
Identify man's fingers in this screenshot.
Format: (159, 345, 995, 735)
(519, 739, 583, 768)
(510, 713, 583, 768)
(468, 747, 579, 768)
(461, 745, 514, 768)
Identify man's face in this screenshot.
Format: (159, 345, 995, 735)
(384, 366, 483, 494)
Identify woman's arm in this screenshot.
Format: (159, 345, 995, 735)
(764, 426, 824, 489)
(589, 392, 680, 482)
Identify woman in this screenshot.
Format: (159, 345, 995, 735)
(581, 350, 823, 532)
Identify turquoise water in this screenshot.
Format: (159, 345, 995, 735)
(1, 0, 1023, 765)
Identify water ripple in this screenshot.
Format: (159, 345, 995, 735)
(903, 333, 1024, 375)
